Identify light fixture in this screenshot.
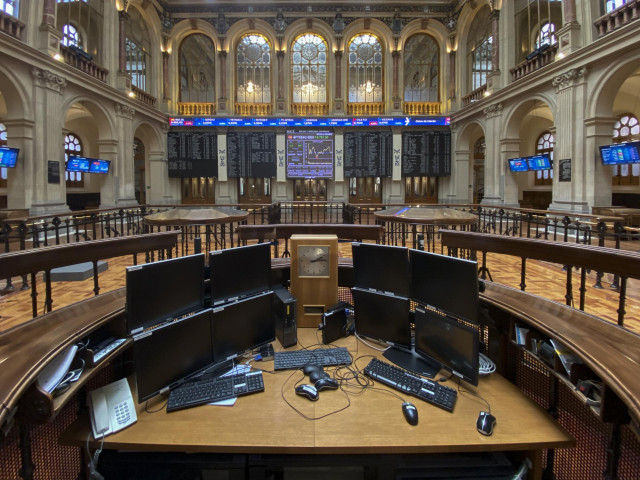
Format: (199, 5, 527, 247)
(365, 81, 374, 93)
(246, 81, 254, 93)
(128, 91, 136, 98)
(483, 91, 491, 97)
(53, 53, 63, 62)
(302, 82, 318, 95)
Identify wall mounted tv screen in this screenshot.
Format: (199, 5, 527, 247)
(66, 155, 90, 172)
(599, 142, 640, 165)
(508, 158, 529, 172)
(89, 159, 111, 174)
(286, 130, 334, 178)
(0, 146, 19, 168)
(526, 154, 552, 170)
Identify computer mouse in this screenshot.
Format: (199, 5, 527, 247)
(402, 402, 419, 426)
(303, 365, 325, 382)
(476, 411, 496, 436)
(295, 384, 319, 401)
(314, 377, 339, 391)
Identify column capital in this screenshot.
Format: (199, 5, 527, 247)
(115, 103, 135, 119)
(31, 68, 67, 94)
(483, 103, 503, 119)
(552, 67, 586, 92)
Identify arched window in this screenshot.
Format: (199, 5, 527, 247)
(466, 6, 492, 93)
(179, 34, 216, 104)
(0, 1, 19, 16)
(606, 0, 627, 12)
(0, 123, 7, 188)
(612, 114, 640, 185)
(61, 24, 82, 48)
(403, 34, 439, 103)
(236, 34, 271, 106)
(125, 8, 151, 92)
(65, 133, 84, 188)
(291, 34, 328, 104)
(534, 131, 554, 186)
(348, 34, 383, 103)
(535, 22, 557, 48)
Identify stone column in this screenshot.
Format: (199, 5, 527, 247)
(449, 50, 456, 100)
(333, 127, 346, 200)
(42, 0, 56, 26)
(147, 128, 175, 205)
(388, 127, 404, 203)
(557, 0, 581, 56)
(30, 68, 69, 214)
(277, 50, 286, 112)
(162, 51, 170, 100)
(112, 103, 138, 207)
(392, 50, 401, 112)
(38, 0, 63, 56)
(334, 50, 343, 112)
(486, 9, 501, 92)
(500, 137, 522, 208)
(480, 103, 514, 206)
(449, 123, 471, 203)
(218, 50, 228, 112)
(585, 118, 615, 208)
(274, 128, 289, 201)
(549, 67, 589, 213)
(117, 11, 132, 91)
(3, 120, 35, 210)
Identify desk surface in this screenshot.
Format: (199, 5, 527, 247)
(373, 207, 479, 226)
(62, 329, 572, 456)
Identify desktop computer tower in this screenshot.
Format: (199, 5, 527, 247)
(273, 286, 297, 348)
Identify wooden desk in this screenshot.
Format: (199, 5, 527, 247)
(61, 330, 573, 478)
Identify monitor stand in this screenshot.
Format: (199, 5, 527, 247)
(383, 345, 440, 378)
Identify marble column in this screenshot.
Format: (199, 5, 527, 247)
(487, 9, 501, 92)
(42, 0, 56, 26)
(162, 51, 170, 100)
(218, 50, 228, 112)
(277, 50, 285, 112)
(449, 123, 471, 203)
(112, 103, 138, 207)
(334, 50, 343, 111)
(2, 120, 35, 210)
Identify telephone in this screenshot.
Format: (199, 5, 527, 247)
(89, 377, 137, 439)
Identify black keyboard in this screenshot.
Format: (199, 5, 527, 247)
(363, 358, 457, 412)
(167, 371, 264, 412)
(273, 347, 352, 371)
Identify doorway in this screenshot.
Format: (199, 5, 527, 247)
(404, 176, 438, 204)
(293, 179, 327, 201)
(182, 177, 216, 204)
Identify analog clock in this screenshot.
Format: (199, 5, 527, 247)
(298, 245, 330, 277)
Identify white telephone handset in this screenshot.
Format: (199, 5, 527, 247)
(89, 377, 137, 439)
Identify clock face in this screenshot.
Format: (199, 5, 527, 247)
(298, 245, 330, 277)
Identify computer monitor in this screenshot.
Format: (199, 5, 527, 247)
(508, 158, 528, 172)
(414, 306, 479, 386)
(125, 253, 205, 334)
(66, 155, 90, 172)
(88, 158, 111, 174)
(209, 243, 271, 306)
(0, 146, 19, 168)
(410, 249, 479, 324)
(526, 154, 552, 170)
(210, 291, 275, 362)
(599, 141, 640, 165)
(133, 308, 214, 403)
(351, 242, 410, 297)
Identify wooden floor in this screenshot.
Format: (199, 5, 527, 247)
(1, 239, 639, 335)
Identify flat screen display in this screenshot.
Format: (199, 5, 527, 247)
(211, 291, 275, 362)
(526, 154, 552, 170)
(0, 146, 19, 168)
(133, 308, 214, 403)
(352, 242, 410, 297)
(599, 141, 640, 165)
(351, 287, 411, 350)
(126, 253, 205, 334)
(414, 306, 479, 386)
(410, 249, 479, 324)
(286, 130, 334, 178)
(66, 155, 90, 172)
(508, 158, 529, 172)
(89, 159, 111, 174)
(209, 243, 272, 306)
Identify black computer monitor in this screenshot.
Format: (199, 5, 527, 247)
(210, 291, 275, 362)
(133, 308, 214, 403)
(410, 249, 479, 324)
(209, 243, 271, 306)
(125, 253, 205, 334)
(414, 306, 479, 386)
(352, 242, 410, 297)
(351, 287, 411, 349)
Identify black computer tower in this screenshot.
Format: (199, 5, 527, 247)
(273, 286, 297, 348)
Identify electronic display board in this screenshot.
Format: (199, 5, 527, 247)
(89, 159, 111, 174)
(508, 159, 529, 172)
(599, 142, 640, 165)
(401, 130, 451, 176)
(66, 155, 90, 172)
(286, 130, 334, 179)
(526, 154, 552, 170)
(169, 116, 450, 128)
(227, 132, 277, 178)
(0, 146, 19, 168)
(167, 131, 218, 178)
(344, 131, 392, 178)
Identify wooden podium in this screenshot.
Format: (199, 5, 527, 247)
(289, 234, 338, 328)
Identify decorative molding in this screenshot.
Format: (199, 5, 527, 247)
(115, 103, 135, 119)
(31, 68, 67, 93)
(552, 67, 586, 92)
(483, 103, 503, 118)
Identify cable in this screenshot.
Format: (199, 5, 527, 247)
(280, 369, 351, 421)
(86, 432, 105, 480)
(355, 333, 390, 352)
(456, 378, 492, 414)
(479, 352, 496, 376)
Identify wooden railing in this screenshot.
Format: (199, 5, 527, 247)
(594, 0, 640, 37)
(59, 44, 108, 83)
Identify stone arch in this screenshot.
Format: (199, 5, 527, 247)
(61, 95, 116, 142)
(225, 19, 278, 53)
(0, 65, 30, 121)
(502, 94, 556, 141)
(587, 56, 640, 120)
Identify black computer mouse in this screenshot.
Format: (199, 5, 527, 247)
(295, 384, 319, 401)
(402, 402, 419, 426)
(303, 365, 325, 382)
(314, 377, 339, 391)
(476, 411, 496, 436)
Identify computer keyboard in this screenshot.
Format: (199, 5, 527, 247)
(167, 370, 264, 412)
(363, 358, 457, 412)
(273, 347, 352, 371)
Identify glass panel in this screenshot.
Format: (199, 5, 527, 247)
(291, 33, 328, 104)
(179, 34, 216, 103)
(348, 33, 383, 103)
(236, 34, 271, 104)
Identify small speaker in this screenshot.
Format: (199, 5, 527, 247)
(273, 286, 297, 348)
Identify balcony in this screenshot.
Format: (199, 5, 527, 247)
(594, 0, 640, 37)
(0, 10, 24, 40)
(403, 102, 441, 115)
(462, 85, 488, 107)
(235, 103, 272, 116)
(347, 103, 385, 116)
(291, 103, 329, 115)
(132, 85, 157, 108)
(510, 43, 558, 82)
(178, 102, 216, 116)
(59, 45, 108, 83)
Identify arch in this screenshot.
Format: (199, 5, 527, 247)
(132, 120, 164, 155)
(0, 64, 30, 121)
(341, 18, 392, 52)
(502, 94, 556, 140)
(225, 18, 278, 53)
(587, 56, 640, 120)
(126, 2, 163, 97)
(168, 19, 219, 54)
(400, 18, 448, 51)
(61, 96, 116, 141)
(283, 18, 337, 53)
(456, 119, 487, 150)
